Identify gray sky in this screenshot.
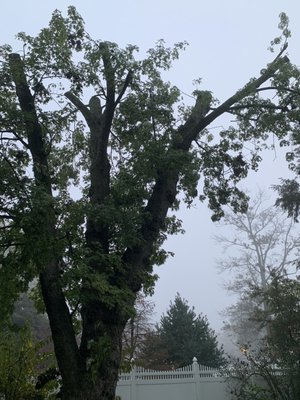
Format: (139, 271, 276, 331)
(1, 0, 300, 331)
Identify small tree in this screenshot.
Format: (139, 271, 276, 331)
(258, 274, 300, 397)
(136, 330, 170, 370)
(138, 294, 224, 369)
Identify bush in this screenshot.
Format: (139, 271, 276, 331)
(0, 324, 56, 399)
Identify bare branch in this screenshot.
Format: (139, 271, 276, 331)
(256, 86, 300, 95)
(114, 70, 133, 107)
(228, 103, 289, 112)
(0, 130, 29, 148)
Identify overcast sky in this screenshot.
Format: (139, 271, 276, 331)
(1, 0, 300, 332)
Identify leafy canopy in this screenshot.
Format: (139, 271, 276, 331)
(1, 9, 300, 397)
(0, 8, 299, 319)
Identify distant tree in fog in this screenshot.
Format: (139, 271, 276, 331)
(215, 190, 299, 346)
(122, 292, 154, 368)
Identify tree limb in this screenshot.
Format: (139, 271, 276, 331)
(228, 103, 289, 112)
(199, 55, 290, 132)
(64, 91, 92, 123)
(9, 52, 83, 388)
(114, 70, 133, 107)
(122, 50, 290, 291)
(99, 42, 115, 107)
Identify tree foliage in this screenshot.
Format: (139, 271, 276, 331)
(0, 7, 299, 399)
(274, 90, 300, 221)
(137, 294, 224, 369)
(0, 324, 56, 399)
(275, 179, 300, 222)
(228, 273, 300, 400)
(136, 330, 170, 370)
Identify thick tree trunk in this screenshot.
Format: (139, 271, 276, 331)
(66, 309, 126, 400)
(64, 58, 132, 399)
(68, 372, 119, 400)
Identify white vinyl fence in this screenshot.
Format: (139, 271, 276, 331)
(116, 357, 233, 400)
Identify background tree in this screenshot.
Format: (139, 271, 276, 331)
(13, 293, 51, 342)
(0, 8, 299, 399)
(227, 273, 300, 400)
(121, 292, 154, 368)
(136, 330, 170, 370)
(137, 294, 224, 369)
(259, 274, 300, 395)
(215, 190, 299, 346)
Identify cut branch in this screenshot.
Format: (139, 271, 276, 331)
(99, 42, 115, 106)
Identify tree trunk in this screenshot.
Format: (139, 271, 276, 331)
(68, 373, 119, 400)
(64, 312, 126, 400)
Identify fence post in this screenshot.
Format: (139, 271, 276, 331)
(130, 365, 137, 400)
(193, 357, 201, 400)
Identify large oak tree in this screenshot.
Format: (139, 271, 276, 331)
(1, 8, 299, 399)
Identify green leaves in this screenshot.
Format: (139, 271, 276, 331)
(0, 8, 298, 307)
(0, 8, 296, 315)
(269, 12, 291, 53)
(0, 324, 55, 399)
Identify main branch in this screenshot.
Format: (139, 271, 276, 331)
(123, 49, 290, 292)
(9, 53, 83, 397)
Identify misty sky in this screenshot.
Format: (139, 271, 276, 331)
(1, 0, 300, 332)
